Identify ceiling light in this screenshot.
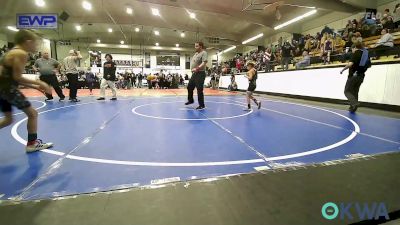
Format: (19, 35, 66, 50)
(35, 0, 45, 7)
(155, 43, 159, 46)
(180, 32, 185, 38)
(108, 28, 113, 32)
(218, 46, 236, 55)
(97, 39, 101, 43)
(274, 9, 317, 30)
(126, 7, 133, 14)
(151, 8, 160, 16)
(189, 12, 196, 19)
(76, 25, 82, 31)
(154, 30, 159, 35)
(82, 1, 92, 11)
(7, 26, 19, 32)
(175, 44, 179, 47)
(135, 27, 140, 32)
(242, 33, 263, 44)
(120, 40, 124, 44)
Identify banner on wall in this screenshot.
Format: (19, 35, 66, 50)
(113, 60, 143, 67)
(156, 56, 180, 66)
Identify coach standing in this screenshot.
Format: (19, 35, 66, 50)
(63, 49, 82, 102)
(185, 42, 208, 110)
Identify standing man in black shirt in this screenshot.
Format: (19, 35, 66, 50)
(97, 54, 117, 100)
(340, 41, 371, 113)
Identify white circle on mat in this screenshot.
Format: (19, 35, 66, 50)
(10, 97, 360, 167)
(131, 101, 253, 121)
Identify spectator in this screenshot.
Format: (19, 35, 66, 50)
(394, 3, 400, 28)
(341, 32, 361, 62)
(348, 23, 358, 36)
(263, 48, 272, 72)
(321, 34, 334, 64)
(304, 35, 313, 52)
(131, 72, 139, 88)
(362, 15, 378, 37)
(345, 20, 353, 31)
(381, 9, 394, 27)
(138, 73, 143, 88)
(334, 35, 346, 53)
(370, 28, 394, 59)
(375, 28, 394, 48)
(295, 51, 311, 69)
(352, 32, 363, 45)
(85, 68, 95, 95)
(319, 33, 328, 49)
(280, 40, 293, 70)
(235, 57, 242, 73)
(228, 74, 238, 91)
(315, 32, 322, 41)
(321, 25, 334, 35)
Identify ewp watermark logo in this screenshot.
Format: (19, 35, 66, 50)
(16, 14, 57, 29)
(322, 202, 390, 221)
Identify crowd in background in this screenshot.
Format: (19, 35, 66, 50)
(3, 4, 400, 94)
(223, 4, 400, 73)
(56, 71, 188, 90)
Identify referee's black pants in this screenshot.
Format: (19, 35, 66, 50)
(40, 75, 65, 99)
(187, 71, 206, 107)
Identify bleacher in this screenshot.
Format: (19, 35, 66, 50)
(285, 30, 400, 71)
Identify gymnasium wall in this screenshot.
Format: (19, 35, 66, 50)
(0, 33, 8, 48)
(216, 64, 400, 106)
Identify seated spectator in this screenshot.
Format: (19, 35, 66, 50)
(351, 32, 363, 45)
(375, 28, 394, 47)
(370, 28, 394, 59)
(348, 23, 358, 36)
(295, 51, 311, 69)
(294, 47, 302, 57)
(359, 16, 375, 37)
(341, 35, 354, 62)
(315, 32, 322, 41)
(334, 35, 346, 53)
(228, 74, 238, 91)
(304, 35, 313, 52)
(394, 3, 400, 28)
